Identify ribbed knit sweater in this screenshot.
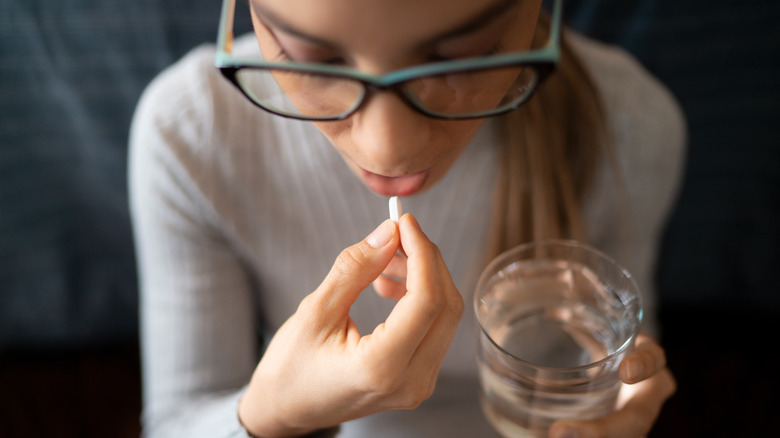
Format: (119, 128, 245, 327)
(129, 30, 685, 437)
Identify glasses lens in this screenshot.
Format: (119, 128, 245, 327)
(402, 65, 539, 117)
(235, 68, 364, 119)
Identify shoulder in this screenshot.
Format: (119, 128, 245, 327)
(131, 42, 220, 173)
(565, 30, 675, 108)
(131, 33, 316, 157)
(566, 30, 687, 204)
(566, 31, 687, 168)
(136, 41, 217, 115)
(132, 39, 241, 152)
(129, 35, 275, 228)
(129, 34, 286, 189)
(129, 35, 343, 237)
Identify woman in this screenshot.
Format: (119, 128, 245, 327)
(130, 0, 681, 436)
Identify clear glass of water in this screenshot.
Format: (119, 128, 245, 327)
(474, 240, 643, 438)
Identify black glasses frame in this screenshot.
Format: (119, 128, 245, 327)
(215, 0, 563, 121)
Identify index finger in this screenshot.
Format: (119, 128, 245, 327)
(363, 214, 455, 365)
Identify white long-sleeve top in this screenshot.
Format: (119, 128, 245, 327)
(129, 30, 685, 437)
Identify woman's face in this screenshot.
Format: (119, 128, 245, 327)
(250, 0, 542, 196)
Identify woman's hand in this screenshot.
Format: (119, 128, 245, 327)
(238, 214, 464, 437)
(548, 335, 677, 438)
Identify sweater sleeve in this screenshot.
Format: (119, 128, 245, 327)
(129, 46, 259, 437)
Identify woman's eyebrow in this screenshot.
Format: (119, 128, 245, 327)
(429, 0, 521, 43)
(249, 0, 340, 47)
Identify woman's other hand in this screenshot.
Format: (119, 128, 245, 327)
(548, 334, 677, 438)
(238, 214, 464, 437)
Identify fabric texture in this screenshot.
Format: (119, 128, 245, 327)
(129, 29, 685, 437)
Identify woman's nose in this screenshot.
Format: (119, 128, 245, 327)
(350, 90, 431, 168)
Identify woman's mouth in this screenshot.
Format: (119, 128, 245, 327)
(361, 168, 429, 196)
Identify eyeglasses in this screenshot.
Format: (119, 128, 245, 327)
(215, 0, 562, 121)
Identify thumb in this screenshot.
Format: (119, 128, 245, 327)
(315, 219, 400, 315)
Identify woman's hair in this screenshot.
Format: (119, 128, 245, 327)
(486, 11, 608, 259)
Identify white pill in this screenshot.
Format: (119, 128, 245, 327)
(389, 196, 403, 223)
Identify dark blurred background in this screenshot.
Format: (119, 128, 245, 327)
(1, 0, 778, 436)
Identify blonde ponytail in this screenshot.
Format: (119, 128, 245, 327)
(487, 13, 608, 259)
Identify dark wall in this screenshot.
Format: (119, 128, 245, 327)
(0, 0, 253, 350)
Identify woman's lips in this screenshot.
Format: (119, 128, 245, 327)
(361, 168, 429, 196)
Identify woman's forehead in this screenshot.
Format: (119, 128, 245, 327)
(252, 0, 527, 48)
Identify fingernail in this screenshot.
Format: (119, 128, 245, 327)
(554, 427, 579, 438)
(367, 220, 395, 248)
(406, 213, 421, 231)
(625, 358, 644, 381)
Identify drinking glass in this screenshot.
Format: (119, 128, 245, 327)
(474, 240, 642, 437)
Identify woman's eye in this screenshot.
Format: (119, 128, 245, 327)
(320, 57, 347, 65)
(274, 48, 293, 62)
(428, 53, 451, 62)
(275, 47, 345, 65)
(430, 44, 503, 62)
